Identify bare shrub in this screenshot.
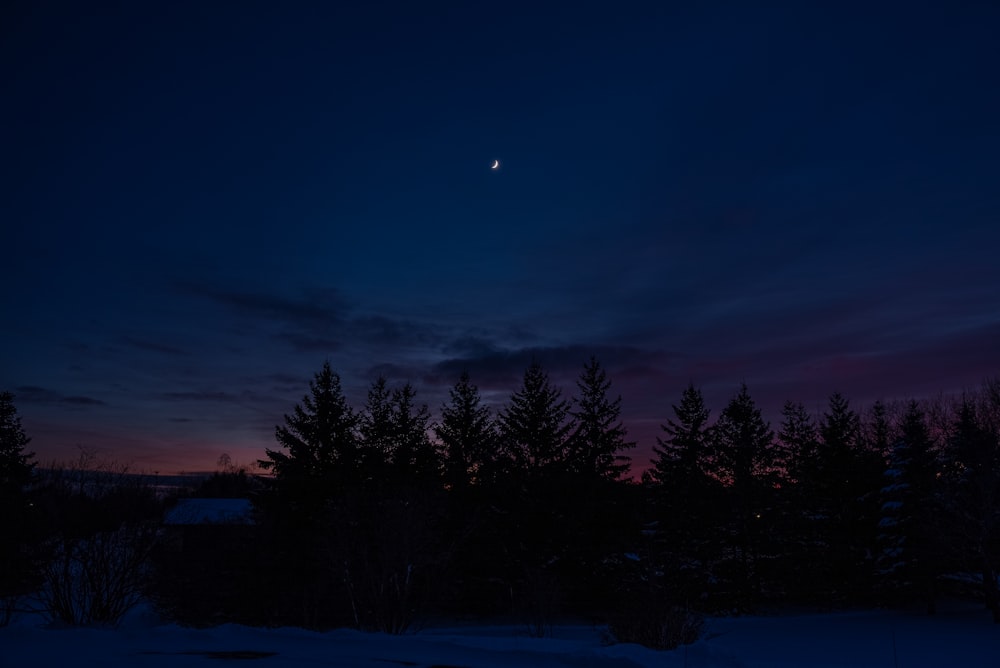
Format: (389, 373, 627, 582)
(0, 595, 20, 627)
(518, 565, 561, 638)
(40, 521, 158, 626)
(608, 604, 704, 650)
(333, 490, 448, 634)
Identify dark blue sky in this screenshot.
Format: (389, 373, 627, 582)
(3, 1, 998, 473)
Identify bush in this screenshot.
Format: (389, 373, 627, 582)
(39, 521, 158, 626)
(608, 604, 704, 650)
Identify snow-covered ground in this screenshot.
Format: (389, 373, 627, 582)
(2, 602, 997, 668)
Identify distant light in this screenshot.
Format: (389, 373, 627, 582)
(491, 159, 500, 170)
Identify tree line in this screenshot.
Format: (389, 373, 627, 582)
(2, 365, 999, 641)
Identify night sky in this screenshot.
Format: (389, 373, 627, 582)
(3, 2, 998, 474)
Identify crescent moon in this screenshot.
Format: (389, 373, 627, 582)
(491, 159, 500, 169)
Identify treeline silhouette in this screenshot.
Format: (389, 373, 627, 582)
(2, 366, 1000, 640)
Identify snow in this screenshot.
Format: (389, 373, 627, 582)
(163, 498, 253, 525)
(2, 602, 998, 667)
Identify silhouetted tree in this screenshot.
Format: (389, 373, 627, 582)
(259, 361, 361, 488)
(0, 392, 34, 491)
(331, 378, 445, 631)
(865, 399, 895, 458)
(255, 362, 362, 627)
(0, 392, 37, 625)
(877, 400, 942, 612)
(359, 376, 395, 481)
(712, 384, 778, 489)
(435, 372, 495, 490)
(941, 384, 1000, 622)
(360, 379, 440, 485)
(388, 382, 440, 484)
(711, 384, 778, 606)
(496, 361, 573, 476)
(778, 400, 818, 484)
(644, 383, 717, 605)
(567, 357, 634, 480)
(776, 400, 820, 599)
(801, 392, 884, 601)
(649, 383, 711, 487)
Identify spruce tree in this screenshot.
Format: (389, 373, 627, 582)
(496, 361, 573, 476)
(567, 357, 634, 480)
(259, 362, 360, 486)
(435, 372, 495, 490)
(0, 392, 38, 620)
(777, 400, 820, 597)
(807, 392, 884, 601)
(866, 400, 894, 458)
(493, 361, 575, 613)
(646, 383, 715, 605)
(712, 384, 777, 492)
(711, 383, 777, 606)
(0, 392, 34, 491)
(649, 382, 711, 486)
(389, 382, 440, 483)
(877, 400, 940, 611)
(359, 376, 395, 480)
(778, 400, 817, 484)
(943, 389, 1000, 621)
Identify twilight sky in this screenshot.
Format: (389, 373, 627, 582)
(3, 2, 998, 474)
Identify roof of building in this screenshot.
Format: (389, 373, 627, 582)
(164, 497, 254, 525)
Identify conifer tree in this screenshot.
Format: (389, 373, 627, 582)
(0, 392, 38, 620)
(942, 388, 1000, 621)
(567, 357, 634, 480)
(492, 362, 577, 615)
(711, 384, 778, 605)
(813, 392, 871, 502)
(866, 400, 894, 458)
(820, 392, 860, 449)
(259, 362, 360, 485)
(806, 392, 884, 600)
(877, 400, 940, 611)
(649, 382, 711, 486)
(776, 399, 821, 595)
(435, 372, 495, 490)
(359, 376, 395, 479)
(645, 383, 716, 604)
(497, 361, 573, 475)
(712, 384, 777, 492)
(389, 382, 440, 483)
(0, 392, 34, 492)
(778, 400, 817, 484)
(359, 379, 439, 485)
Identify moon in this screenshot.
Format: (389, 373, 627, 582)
(491, 159, 500, 169)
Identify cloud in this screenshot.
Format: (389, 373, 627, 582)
(179, 283, 351, 326)
(13, 386, 107, 407)
(61, 395, 106, 406)
(179, 281, 445, 352)
(441, 335, 503, 357)
(428, 344, 670, 389)
(272, 332, 342, 353)
(161, 391, 235, 403)
(350, 315, 443, 348)
(119, 336, 188, 356)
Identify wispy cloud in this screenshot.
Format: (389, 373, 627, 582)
(178, 283, 351, 326)
(13, 386, 107, 408)
(429, 344, 670, 389)
(119, 336, 188, 356)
